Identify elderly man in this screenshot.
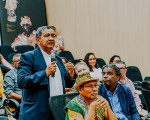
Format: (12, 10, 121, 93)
(98, 64, 140, 120)
(4, 53, 22, 101)
(17, 26, 74, 120)
(71, 61, 90, 92)
(116, 61, 147, 116)
(65, 72, 117, 120)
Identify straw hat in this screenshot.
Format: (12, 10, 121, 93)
(74, 72, 99, 91)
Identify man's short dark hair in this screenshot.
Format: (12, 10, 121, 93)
(102, 64, 122, 79)
(109, 55, 121, 64)
(36, 26, 56, 38)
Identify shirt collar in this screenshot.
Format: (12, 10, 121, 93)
(40, 48, 51, 57)
(104, 84, 119, 96)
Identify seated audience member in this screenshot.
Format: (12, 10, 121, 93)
(0, 53, 13, 74)
(116, 61, 148, 116)
(3, 54, 22, 102)
(109, 55, 121, 64)
(71, 61, 96, 93)
(61, 57, 73, 94)
(65, 72, 117, 120)
(84, 53, 102, 81)
(99, 64, 140, 120)
(74, 61, 90, 76)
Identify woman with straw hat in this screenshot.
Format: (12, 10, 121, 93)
(65, 72, 117, 120)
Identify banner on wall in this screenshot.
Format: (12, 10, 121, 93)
(0, 0, 47, 50)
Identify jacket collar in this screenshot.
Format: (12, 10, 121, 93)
(34, 47, 47, 70)
(101, 83, 127, 114)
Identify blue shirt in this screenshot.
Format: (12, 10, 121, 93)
(104, 85, 128, 120)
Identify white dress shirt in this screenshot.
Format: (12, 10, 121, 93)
(41, 49, 63, 97)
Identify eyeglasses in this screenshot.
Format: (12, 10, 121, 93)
(82, 84, 99, 89)
(44, 33, 57, 38)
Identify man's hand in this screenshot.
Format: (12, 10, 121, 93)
(65, 62, 74, 78)
(46, 61, 57, 77)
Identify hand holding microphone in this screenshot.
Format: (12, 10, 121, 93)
(46, 61, 57, 77)
(46, 52, 57, 77)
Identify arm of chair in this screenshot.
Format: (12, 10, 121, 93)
(3, 98, 20, 118)
(133, 81, 142, 86)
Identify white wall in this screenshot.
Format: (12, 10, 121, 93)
(45, 0, 150, 79)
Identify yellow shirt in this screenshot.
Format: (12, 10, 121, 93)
(0, 68, 4, 98)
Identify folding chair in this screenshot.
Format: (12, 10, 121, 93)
(15, 45, 34, 54)
(126, 66, 143, 87)
(0, 45, 14, 60)
(58, 51, 74, 61)
(50, 93, 79, 120)
(96, 58, 106, 69)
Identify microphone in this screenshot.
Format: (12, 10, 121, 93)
(51, 52, 56, 77)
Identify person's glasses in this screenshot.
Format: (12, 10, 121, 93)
(82, 84, 99, 89)
(44, 33, 57, 38)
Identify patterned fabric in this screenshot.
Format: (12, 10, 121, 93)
(65, 95, 105, 120)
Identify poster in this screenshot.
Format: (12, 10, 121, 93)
(0, 0, 47, 50)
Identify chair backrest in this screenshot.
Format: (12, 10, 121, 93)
(58, 51, 74, 61)
(3, 98, 20, 119)
(96, 58, 106, 69)
(144, 77, 150, 82)
(15, 45, 34, 54)
(0, 45, 14, 60)
(50, 93, 79, 120)
(69, 59, 82, 65)
(126, 66, 143, 82)
(141, 81, 150, 91)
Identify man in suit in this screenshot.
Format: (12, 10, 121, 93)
(17, 26, 74, 120)
(98, 64, 140, 120)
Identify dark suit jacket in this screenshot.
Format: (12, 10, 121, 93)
(98, 83, 140, 120)
(17, 47, 71, 120)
